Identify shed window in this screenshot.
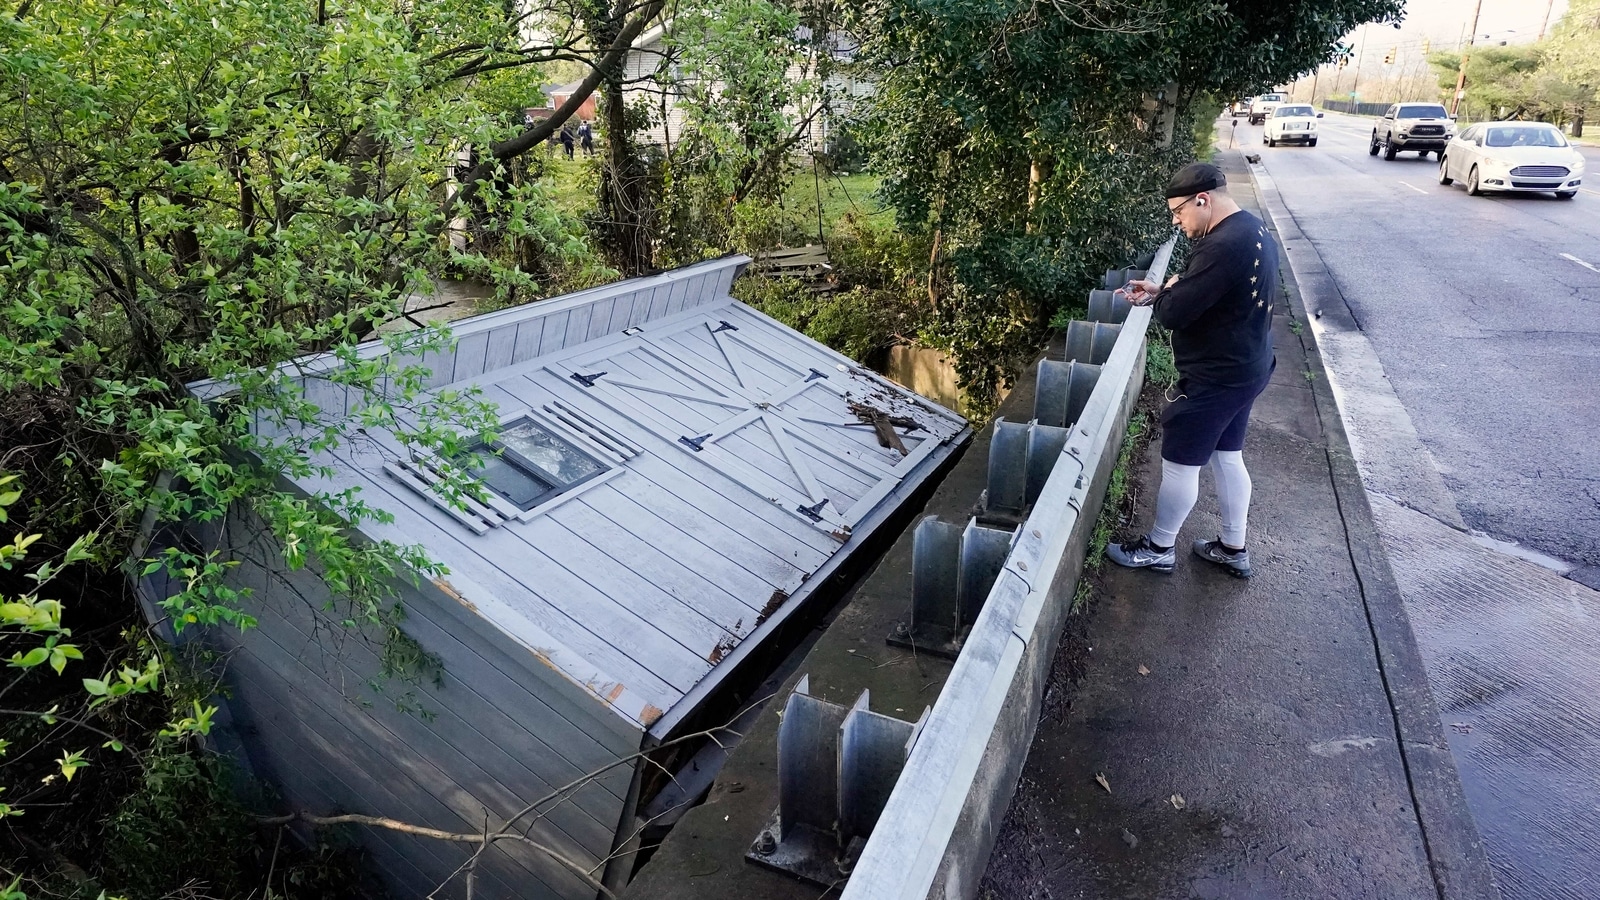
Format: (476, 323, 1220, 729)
(461, 418, 607, 510)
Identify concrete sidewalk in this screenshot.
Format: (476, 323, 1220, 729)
(979, 151, 1499, 900)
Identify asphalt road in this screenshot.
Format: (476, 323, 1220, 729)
(1233, 111, 1600, 898)
(1224, 110, 1600, 574)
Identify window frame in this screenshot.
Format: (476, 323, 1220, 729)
(459, 415, 612, 513)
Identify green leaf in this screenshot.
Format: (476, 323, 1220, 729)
(12, 647, 49, 669)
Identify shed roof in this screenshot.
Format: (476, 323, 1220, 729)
(214, 256, 966, 739)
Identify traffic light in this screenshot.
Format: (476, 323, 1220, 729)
(1338, 56, 1348, 70)
(1384, 47, 1396, 65)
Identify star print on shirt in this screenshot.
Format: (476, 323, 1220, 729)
(1250, 275, 1257, 284)
(1256, 242, 1263, 249)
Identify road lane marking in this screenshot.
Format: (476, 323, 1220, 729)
(1584, 188, 1600, 196)
(1397, 181, 1429, 195)
(1562, 253, 1600, 274)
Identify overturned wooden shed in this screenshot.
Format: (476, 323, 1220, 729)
(137, 255, 968, 898)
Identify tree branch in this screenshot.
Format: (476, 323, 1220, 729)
(260, 810, 617, 898)
(448, 0, 667, 214)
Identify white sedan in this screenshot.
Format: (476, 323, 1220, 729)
(1438, 122, 1585, 199)
(1263, 105, 1322, 147)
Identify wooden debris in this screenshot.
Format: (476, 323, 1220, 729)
(849, 401, 916, 456)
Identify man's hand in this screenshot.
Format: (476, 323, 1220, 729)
(1116, 278, 1161, 307)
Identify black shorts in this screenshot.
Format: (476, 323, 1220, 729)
(1159, 361, 1275, 466)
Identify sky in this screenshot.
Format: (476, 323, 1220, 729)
(1306, 0, 1572, 93)
(1342, 0, 1571, 65)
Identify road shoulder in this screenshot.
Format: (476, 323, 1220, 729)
(1246, 150, 1501, 899)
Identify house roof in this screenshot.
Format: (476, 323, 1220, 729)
(216, 257, 966, 740)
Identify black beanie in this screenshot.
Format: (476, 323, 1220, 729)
(1166, 162, 1226, 198)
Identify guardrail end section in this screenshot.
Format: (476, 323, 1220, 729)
(747, 676, 929, 886)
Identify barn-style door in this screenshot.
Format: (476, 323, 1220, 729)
(553, 311, 962, 537)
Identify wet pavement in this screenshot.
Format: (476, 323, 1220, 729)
(1249, 111, 1600, 899)
(980, 151, 1496, 899)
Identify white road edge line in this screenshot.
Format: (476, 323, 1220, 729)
(1397, 181, 1429, 195)
(1583, 188, 1600, 196)
(1562, 253, 1600, 274)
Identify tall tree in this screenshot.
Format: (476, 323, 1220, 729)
(858, 0, 1404, 404)
(1542, 0, 1600, 132)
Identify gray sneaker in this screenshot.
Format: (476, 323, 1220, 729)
(1192, 538, 1253, 578)
(1107, 535, 1175, 573)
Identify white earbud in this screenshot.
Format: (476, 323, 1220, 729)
(1197, 198, 1207, 207)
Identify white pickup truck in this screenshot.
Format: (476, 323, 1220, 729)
(1248, 93, 1288, 125)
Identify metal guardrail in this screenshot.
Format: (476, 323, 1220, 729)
(834, 237, 1177, 900)
(1320, 99, 1390, 116)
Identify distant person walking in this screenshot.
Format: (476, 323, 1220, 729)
(559, 124, 575, 160)
(1107, 162, 1279, 578)
(578, 120, 594, 156)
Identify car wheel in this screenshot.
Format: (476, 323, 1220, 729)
(1269, 136, 1277, 147)
(1556, 191, 1576, 200)
(1309, 138, 1318, 147)
(1467, 165, 1482, 196)
(1369, 134, 1380, 156)
(1437, 156, 1453, 185)
(1419, 150, 1430, 157)
(1383, 137, 1398, 160)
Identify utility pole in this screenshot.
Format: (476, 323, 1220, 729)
(1452, 0, 1484, 116)
(1350, 24, 1370, 104)
(1538, 0, 1556, 40)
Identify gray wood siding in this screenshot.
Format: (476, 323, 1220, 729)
(203, 510, 637, 899)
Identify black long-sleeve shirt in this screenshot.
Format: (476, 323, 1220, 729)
(1153, 210, 1278, 388)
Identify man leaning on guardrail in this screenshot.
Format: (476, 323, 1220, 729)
(1106, 162, 1280, 579)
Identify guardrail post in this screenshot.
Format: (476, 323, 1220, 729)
(1087, 289, 1131, 324)
(749, 678, 928, 884)
(1064, 320, 1123, 365)
(839, 694, 921, 847)
(1035, 359, 1101, 429)
(1025, 421, 1071, 506)
(986, 418, 1029, 516)
(1103, 266, 1148, 290)
(890, 517, 1016, 658)
(959, 518, 1014, 627)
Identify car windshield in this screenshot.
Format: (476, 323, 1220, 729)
(1275, 106, 1314, 117)
(1260, 94, 1286, 102)
(1398, 105, 1449, 119)
(1483, 126, 1568, 148)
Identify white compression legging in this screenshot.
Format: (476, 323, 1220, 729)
(1148, 451, 1253, 548)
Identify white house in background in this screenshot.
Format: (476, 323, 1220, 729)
(622, 17, 874, 153)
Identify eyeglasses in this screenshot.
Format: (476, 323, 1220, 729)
(1168, 195, 1201, 218)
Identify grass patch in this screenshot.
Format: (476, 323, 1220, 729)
(1086, 409, 1150, 574)
(1145, 326, 1178, 389)
(528, 152, 602, 218)
(782, 171, 890, 240)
